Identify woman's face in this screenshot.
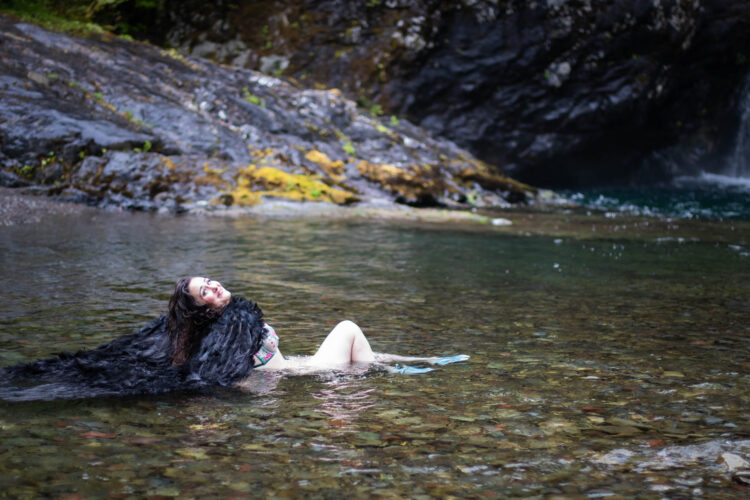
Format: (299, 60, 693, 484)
(188, 277, 231, 309)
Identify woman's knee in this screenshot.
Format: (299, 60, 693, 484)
(333, 320, 361, 335)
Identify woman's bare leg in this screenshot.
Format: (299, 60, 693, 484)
(373, 353, 440, 364)
(309, 320, 375, 366)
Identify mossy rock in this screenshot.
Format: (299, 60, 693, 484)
(225, 165, 359, 206)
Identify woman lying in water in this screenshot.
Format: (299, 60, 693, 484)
(0, 277, 468, 401)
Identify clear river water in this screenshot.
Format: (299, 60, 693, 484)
(0, 199, 749, 498)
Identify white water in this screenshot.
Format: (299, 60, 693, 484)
(675, 171, 750, 190)
(727, 73, 750, 178)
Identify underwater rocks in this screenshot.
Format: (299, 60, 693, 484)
(0, 16, 547, 213)
(148, 0, 750, 186)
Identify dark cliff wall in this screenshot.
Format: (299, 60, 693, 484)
(98, 0, 750, 187)
(1, 16, 543, 212)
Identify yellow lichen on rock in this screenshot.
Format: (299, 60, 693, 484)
(225, 165, 359, 206)
(249, 147, 276, 159)
(194, 163, 230, 188)
(304, 150, 345, 179)
(454, 167, 536, 195)
(356, 160, 451, 201)
(224, 175, 263, 206)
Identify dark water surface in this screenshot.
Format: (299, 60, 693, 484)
(563, 174, 750, 221)
(1, 210, 749, 498)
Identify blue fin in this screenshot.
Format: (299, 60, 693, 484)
(432, 354, 470, 366)
(391, 365, 435, 375)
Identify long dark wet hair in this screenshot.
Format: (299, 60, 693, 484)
(167, 277, 224, 365)
(1, 277, 263, 401)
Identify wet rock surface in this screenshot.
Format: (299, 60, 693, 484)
(0, 186, 92, 225)
(0, 16, 545, 213)
(147, 0, 750, 186)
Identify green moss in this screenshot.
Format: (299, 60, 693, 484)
(16, 164, 36, 180)
(0, 0, 109, 36)
(342, 140, 356, 156)
(242, 87, 265, 107)
(134, 140, 152, 153)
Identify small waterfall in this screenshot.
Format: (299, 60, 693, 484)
(727, 73, 750, 178)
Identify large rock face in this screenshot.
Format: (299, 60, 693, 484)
(0, 16, 541, 212)
(140, 0, 750, 186)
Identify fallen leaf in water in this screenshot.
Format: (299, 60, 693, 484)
(380, 434, 405, 442)
(394, 417, 423, 425)
(188, 423, 227, 431)
(228, 481, 251, 491)
(81, 431, 116, 439)
(355, 431, 380, 441)
(581, 406, 605, 413)
(124, 436, 160, 445)
(175, 447, 209, 460)
(296, 410, 327, 419)
(592, 425, 641, 437)
(150, 487, 180, 497)
(450, 416, 477, 422)
(241, 444, 268, 451)
(376, 410, 406, 419)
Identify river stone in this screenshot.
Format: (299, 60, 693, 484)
(721, 452, 750, 471)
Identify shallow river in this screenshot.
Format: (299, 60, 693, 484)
(1, 207, 749, 498)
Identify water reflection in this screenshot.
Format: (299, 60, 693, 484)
(313, 380, 377, 426)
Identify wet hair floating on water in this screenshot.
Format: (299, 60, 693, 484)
(0, 297, 266, 401)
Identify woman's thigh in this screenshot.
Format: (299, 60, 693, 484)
(310, 320, 374, 365)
